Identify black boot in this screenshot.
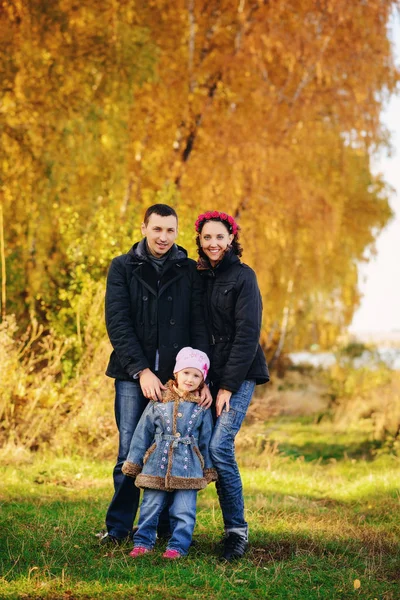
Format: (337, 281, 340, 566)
(222, 532, 248, 561)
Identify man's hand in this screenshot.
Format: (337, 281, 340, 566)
(198, 384, 213, 409)
(139, 369, 166, 401)
(215, 388, 232, 417)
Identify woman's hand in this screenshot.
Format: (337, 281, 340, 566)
(216, 388, 232, 417)
(198, 384, 213, 409)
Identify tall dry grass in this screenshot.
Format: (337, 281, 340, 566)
(332, 368, 400, 453)
(0, 281, 118, 460)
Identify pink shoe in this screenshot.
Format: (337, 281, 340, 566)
(129, 546, 150, 558)
(163, 549, 182, 559)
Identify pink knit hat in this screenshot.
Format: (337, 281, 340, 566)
(173, 347, 210, 380)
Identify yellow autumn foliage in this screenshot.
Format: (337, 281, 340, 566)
(0, 0, 398, 449)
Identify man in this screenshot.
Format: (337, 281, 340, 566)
(99, 203, 210, 545)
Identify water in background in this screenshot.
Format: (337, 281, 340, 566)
(289, 348, 400, 370)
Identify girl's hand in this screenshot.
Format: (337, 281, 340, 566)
(216, 389, 232, 417)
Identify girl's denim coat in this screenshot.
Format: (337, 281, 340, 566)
(122, 381, 217, 491)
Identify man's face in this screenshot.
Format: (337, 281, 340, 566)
(141, 213, 178, 258)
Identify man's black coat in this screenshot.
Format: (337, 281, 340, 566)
(105, 240, 208, 383)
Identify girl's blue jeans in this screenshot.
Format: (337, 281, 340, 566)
(209, 379, 256, 536)
(106, 380, 170, 539)
(134, 488, 198, 555)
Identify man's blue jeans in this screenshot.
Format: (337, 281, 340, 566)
(209, 379, 256, 536)
(133, 488, 198, 556)
(105, 380, 149, 539)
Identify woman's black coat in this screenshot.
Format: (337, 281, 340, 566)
(199, 249, 269, 393)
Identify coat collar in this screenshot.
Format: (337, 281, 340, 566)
(128, 240, 188, 264)
(155, 380, 203, 404)
(197, 247, 240, 275)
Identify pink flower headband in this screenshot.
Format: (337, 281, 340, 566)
(195, 211, 239, 235)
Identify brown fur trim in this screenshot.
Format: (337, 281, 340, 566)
(166, 475, 207, 490)
(121, 461, 142, 479)
(193, 446, 205, 469)
(136, 474, 167, 490)
(172, 395, 179, 435)
(143, 443, 156, 465)
(159, 384, 177, 403)
(155, 380, 202, 404)
(204, 468, 218, 484)
(135, 472, 208, 491)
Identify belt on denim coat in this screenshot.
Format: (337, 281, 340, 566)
(155, 433, 198, 448)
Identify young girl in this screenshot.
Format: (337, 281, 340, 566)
(195, 211, 269, 561)
(122, 347, 216, 559)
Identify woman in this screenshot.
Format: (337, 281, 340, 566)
(195, 210, 269, 561)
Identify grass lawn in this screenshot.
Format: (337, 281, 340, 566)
(1, 417, 399, 599)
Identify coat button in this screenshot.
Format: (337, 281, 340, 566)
(168, 296, 172, 301)
(170, 319, 175, 325)
(175, 432, 181, 437)
(177, 412, 183, 418)
(173, 343, 178, 349)
(143, 295, 148, 301)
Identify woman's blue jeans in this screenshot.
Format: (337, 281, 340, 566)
(134, 489, 198, 556)
(209, 379, 256, 536)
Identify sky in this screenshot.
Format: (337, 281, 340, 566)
(349, 15, 400, 334)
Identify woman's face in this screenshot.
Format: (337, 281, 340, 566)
(200, 221, 234, 266)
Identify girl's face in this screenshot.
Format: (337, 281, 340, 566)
(175, 367, 203, 392)
(199, 221, 234, 266)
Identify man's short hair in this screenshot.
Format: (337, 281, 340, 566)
(143, 204, 178, 226)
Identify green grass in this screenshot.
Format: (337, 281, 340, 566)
(253, 417, 383, 462)
(1, 418, 400, 599)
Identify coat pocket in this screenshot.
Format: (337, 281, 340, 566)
(193, 446, 205, 469)
(143, 443, 157, 465)
(215, 285, 235, 312)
